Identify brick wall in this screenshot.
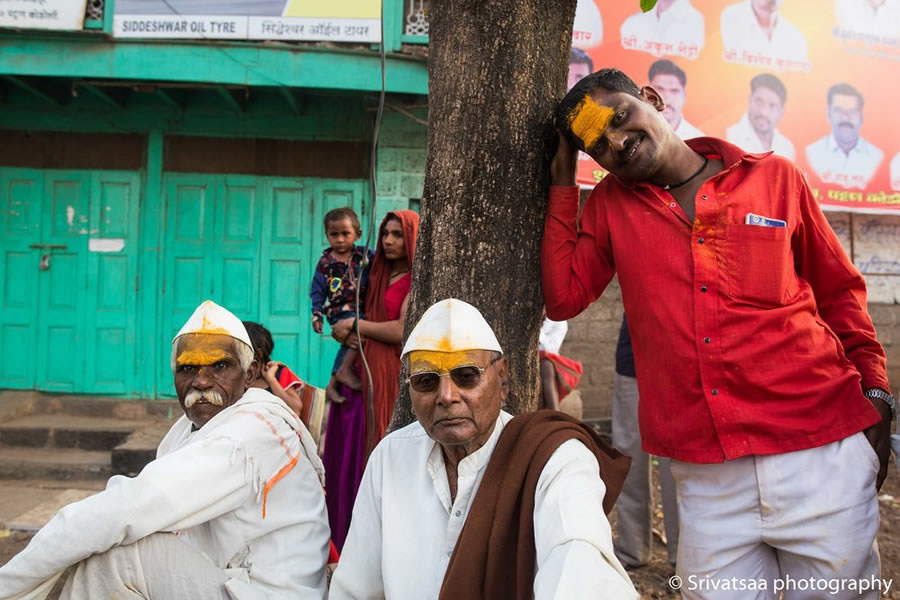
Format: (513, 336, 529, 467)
(564, 213, 900, 423)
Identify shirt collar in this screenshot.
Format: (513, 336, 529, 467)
(426, 412, 507, 481)
(657, 0, 693, 21)
(826, 133, 872, 155)
(741, 0, 782, 36)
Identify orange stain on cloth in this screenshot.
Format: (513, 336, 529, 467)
(238, 409, 300, 519)
(567, 95, 614, 153)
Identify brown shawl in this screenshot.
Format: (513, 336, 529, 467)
(438, 410, 631, 600)
(361, 210, 419, 443)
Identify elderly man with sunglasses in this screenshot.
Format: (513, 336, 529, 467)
(329, 298, 637, 600)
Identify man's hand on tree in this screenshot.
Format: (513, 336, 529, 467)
(551, 131, 578, 187)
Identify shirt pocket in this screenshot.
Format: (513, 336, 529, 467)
(723, 223, 795, 306)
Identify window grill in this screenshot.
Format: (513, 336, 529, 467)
(403, 0, 429, 37)
(85, 0, 104, 23)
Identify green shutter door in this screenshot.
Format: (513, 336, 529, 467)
(0, 168, 140, 394)
(158, 174, 263, 396)
(35, 172, 91, 392)
(0, 169, 43, 389)
(83, 172, 142, 394)
(159, 174, 366, 395)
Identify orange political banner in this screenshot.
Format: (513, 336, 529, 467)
(570, 0, 900, 213)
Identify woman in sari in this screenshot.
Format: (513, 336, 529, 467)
(323, 210, 419, 551)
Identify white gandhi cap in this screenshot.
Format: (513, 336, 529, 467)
(172, 299, 253, 350)
(402, 298, 502, 358)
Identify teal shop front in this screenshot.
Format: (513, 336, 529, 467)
(0, 91, 426, 398)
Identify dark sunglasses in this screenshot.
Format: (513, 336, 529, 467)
(407, 355, 502, 394)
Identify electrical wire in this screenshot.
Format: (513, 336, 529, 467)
(356, 0, 387, 460)
(156, 0, 387, 458)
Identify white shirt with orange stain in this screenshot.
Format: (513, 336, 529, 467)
(0, 388, 330, 600)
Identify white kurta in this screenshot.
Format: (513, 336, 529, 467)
(329, 411, 637, 600)
(0, 388, 330, 600)
(538, 318, 568, 354)
(726, 112, 796, 160)
(805, 134, 884, 189)
(834, 0, 900, 38)
(720, 0, 809, 63)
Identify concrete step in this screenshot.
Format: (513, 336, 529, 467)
(0, 415, 155, 451)
(0, 447, 111, 481)
(0, 479, 105, 531)
(111, 423, 173, 477)
(0, 391, 179, 421)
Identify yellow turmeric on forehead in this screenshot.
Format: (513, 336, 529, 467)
(176, 348, 229, 366)
(567, 95, 615, 153)
(176, 334, 233, 366)
(408, 350, 483, 374)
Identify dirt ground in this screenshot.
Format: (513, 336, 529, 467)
(1, 466, 899, 598)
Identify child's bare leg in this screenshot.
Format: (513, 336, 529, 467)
(335, 348, 362, 391)
(326, 375, 346, 404)
(539, 358, 560, 411)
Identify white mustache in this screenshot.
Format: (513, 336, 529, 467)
(184, 389, 224, 409)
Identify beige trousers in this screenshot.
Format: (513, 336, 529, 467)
(672, 432, 881, 600)
(15, 533, 231, 600)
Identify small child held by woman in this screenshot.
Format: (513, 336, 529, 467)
(309, 207, 373, 404)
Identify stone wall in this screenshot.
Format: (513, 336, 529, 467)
(564, 212, 900, 423)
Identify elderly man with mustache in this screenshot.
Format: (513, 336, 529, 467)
(0, 300, 331, 600)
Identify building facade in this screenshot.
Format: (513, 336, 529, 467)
(0, 0, 428, 398)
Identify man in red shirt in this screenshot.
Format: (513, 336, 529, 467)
(542, 68, 894, 597)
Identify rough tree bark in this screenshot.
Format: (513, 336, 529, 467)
(389, 0, 578, 430)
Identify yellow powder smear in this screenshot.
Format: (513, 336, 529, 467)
(567, 95, 614, 152)
(409, 350, 483, 374)
(176, 348, 229, 366)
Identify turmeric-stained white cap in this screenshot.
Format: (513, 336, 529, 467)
(173, 300, 252, 349)
(402, 298, 502, 358)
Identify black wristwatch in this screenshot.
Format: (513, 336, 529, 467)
(864, 388, 895, 420)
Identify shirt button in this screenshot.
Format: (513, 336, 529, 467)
(711, 389, 719, 396)
(703, 337, 711, 344)
(455, 510, 461, 517)
(669, 202, 676, 208)
(698, 238, 705, 244)
(700, 285, 708, 293)
(701, 194, 708, 200)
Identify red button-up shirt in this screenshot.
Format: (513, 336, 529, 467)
(542, 138, 888, 463)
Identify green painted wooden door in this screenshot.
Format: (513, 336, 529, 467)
(0, 169, 43, 388)
(0, 168, 141, 393)
(158, 174, 366, 396)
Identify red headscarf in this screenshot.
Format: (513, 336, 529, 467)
(362, 210, 419, 443)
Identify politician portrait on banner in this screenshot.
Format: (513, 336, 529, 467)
(620, 0, 705, 60)
(720, 0, 810, 71)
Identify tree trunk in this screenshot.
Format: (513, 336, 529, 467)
(389, 0, 577, 430)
